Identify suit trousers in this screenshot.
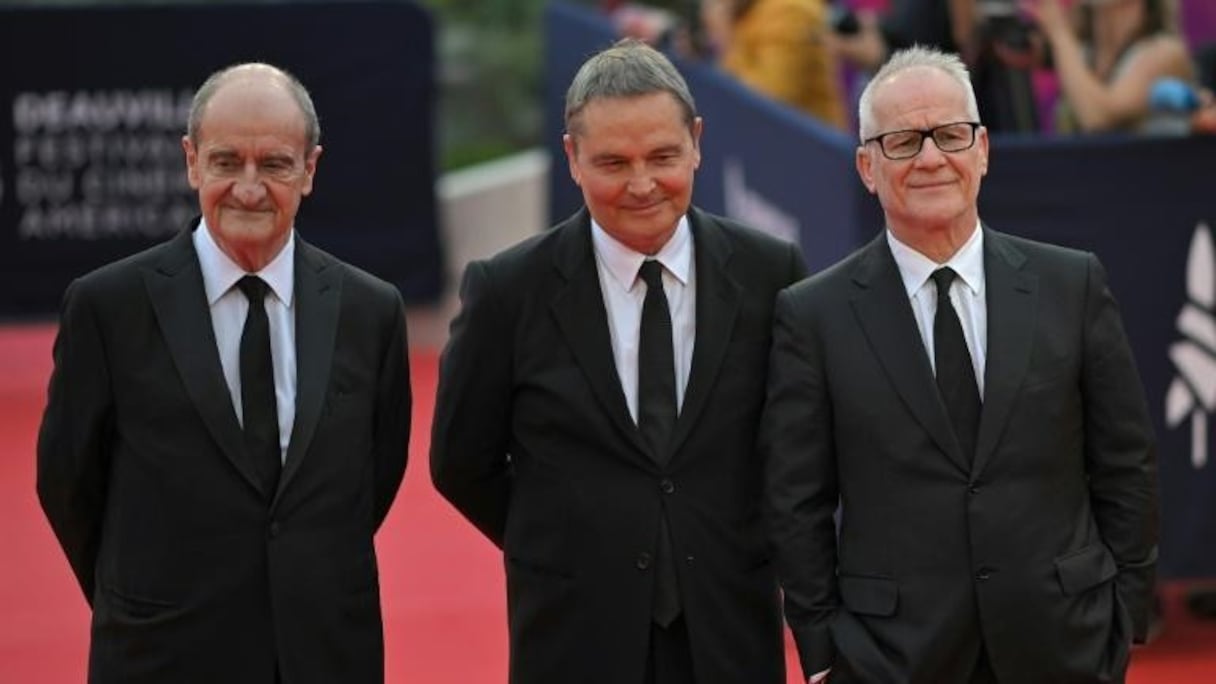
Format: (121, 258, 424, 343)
(971, 642, 997, 684)
(829, 643, 997, 684)
(645, 616, 696, 684)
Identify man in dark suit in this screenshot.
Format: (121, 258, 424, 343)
(761, 46, 1158, 683)
(431, 39, 806, 684)
(36, 63, 410, 683)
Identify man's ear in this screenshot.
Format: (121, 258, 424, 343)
(563, 133, 582, 186)
(856, 145, 877, 195)
(690, 116, 703, 170)
(182, 135, 201, 190)
(301, 145, 322, 196)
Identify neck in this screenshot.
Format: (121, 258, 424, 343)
(225, 238, 287, 273)
(889, 218, 976, 264)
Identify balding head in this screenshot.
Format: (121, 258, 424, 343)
(187, 62, 320, 152)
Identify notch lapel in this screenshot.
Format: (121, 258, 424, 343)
(277, 240, 342, 500)
(548, 212, 654, 463)
(669, 211, 740, 460)
(144, 229, 267, 496)
(973, 229, 1037, 476)
(849, 235, 970, 473)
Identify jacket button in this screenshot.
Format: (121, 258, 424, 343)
(968, 485, 980, 495)
(976, 567, 993, 581)
(269, 521, 281, 537)
(660, 478, 675, 494)
(636, 553, 652, 570)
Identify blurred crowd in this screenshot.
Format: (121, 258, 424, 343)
(592, 0, 1216, 136)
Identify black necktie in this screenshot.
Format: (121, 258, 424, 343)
(238, 275, 281, 497)
(637, 260, 677, 460)
(636, 260, 680, 626)
(931, 268, 981, 464)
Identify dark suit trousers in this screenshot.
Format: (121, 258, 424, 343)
(645, 616, 696, 684)
(829, 644, 997, 684)
(971, 643, 997, 684)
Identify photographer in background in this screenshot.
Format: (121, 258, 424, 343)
(829, 0, 968, 72)
(830, 0, 1041, 131)
(1021, 0, 1195, 133)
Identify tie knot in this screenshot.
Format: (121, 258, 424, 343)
(931, 267, 957, 301)
(638, 260, 665, 290)
(237, 275, 269, 303)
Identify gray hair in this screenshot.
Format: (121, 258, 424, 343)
(187, 62, 320, 151)
(564, 38, 697, 135)
(857, 46, 980, 141)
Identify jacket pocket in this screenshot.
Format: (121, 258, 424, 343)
(839, 574, 898, 616)
(99, 581, 179, 622)
(1055, 542, 1118, 596)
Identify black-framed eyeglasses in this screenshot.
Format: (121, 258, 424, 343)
(863, 122, 981, 160)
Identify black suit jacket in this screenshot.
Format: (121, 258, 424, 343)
(762, 228, 1158, 683)
(37, 225, 411, 684)
(430, 208, 807, 684)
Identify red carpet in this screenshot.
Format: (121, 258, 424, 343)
(2, 322, 1214, 682)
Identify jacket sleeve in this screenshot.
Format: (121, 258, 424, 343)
(760, 286, 839, 676)
(372, 289, 411, 530)
(1080, 253, 1159, 643)
(429, 260, 514, 547)
(36, 280, 114, 604)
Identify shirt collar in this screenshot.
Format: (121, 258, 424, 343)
(590, 214, 692, 292)
(886, 221, 984, 299)
(193, 218, 296, 307)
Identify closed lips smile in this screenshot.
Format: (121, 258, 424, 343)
(624, 201, 662, 211)
(911, 180, 955, 189)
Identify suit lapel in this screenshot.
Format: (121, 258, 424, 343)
(669, 209, 740, 460)
(973, 229, 1037, 476)
(548, 211, 653, 462)
(144, 228, 266, 496)
(278, 239, 342, 499)
(849, 234, 970, 473)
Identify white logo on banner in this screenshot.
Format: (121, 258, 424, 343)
(722, 158, 800, 246)
(1166, 221, 1216, 469)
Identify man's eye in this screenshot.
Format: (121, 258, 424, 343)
(886, 134, 919, 150)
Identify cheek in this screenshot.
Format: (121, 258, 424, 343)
(582, 176, 622, 206)
(658, 168, 694, 196)
(198, 181, 228, 208)
(268, 183, 305, 210)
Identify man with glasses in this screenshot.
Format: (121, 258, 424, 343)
(761, 46, 1158, 683)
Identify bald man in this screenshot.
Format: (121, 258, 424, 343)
(37, 63, 410, 684)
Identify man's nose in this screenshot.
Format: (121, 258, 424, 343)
(914, 137, 948, 167)
(231, 165, 267, 205)
(626, 169, 656, 195)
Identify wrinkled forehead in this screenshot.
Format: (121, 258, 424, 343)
(570, 92, 693, 135)
(197, 78, 308, 143)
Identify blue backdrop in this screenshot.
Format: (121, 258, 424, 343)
(546, 2, 1216, 578)
(0, 1, 442, 317)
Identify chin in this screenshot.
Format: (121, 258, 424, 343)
(221, 215, 276, 235)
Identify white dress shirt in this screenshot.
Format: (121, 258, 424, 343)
(591, 216, 696, 422)
(887, 222, 988, 396)
(193, 221, 297, 461)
